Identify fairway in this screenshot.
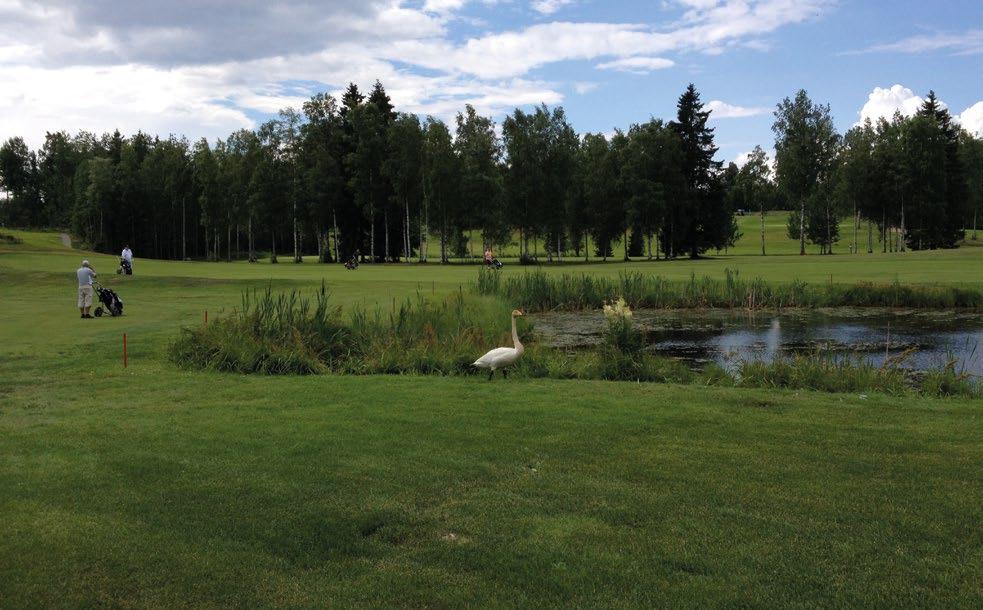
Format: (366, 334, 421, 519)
(1, 229, 981, 606)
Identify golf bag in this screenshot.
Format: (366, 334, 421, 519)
(485, 257, 503, 269)
(344, 258, 359, 270)
(93, 283, 124, 317)
(117, 258, 132, 275)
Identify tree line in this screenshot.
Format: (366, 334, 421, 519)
(770, 90, 982, 254)
(1, 83, 980, 262)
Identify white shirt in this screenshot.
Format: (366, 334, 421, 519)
(121, 248, 133, 262)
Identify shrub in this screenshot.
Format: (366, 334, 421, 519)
(602, 297, 643, 355)
(736, 352, 911, 395)
(919, 360, 980, 398)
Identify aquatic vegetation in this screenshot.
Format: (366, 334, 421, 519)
(172, 285, 979, 397)
(474, 268, 983, 311)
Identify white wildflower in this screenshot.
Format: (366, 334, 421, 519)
(603, 297, 632, 322)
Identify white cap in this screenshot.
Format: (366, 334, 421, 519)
(82, 259, 90, 267)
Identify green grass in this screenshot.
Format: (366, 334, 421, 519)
(424, 211, 952, 260)
(1, 229, 981, 606)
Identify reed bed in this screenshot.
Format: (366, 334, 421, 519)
(171, 284, 980, 397)
(475, 268, 983, 311)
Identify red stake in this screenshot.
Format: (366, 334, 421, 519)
(204, 310, 208, 324)
(123, 333, 128, 368)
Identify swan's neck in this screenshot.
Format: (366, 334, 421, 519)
(512, 315, 524, 353)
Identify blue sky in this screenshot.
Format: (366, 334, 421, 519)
(1, 0, 981, 165)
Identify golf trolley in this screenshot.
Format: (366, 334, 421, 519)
(92, 281, 124, 317)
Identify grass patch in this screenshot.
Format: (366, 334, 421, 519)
(475, 268, 983, 311)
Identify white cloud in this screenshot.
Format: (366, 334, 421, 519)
(596, 56, 675, 74)
(0, 0, 832, 146)
(532, 0, 575, 14)
(957, 102, 983, 137)
(0, 64, 253, 148)
(705, 100, 768, 119)
(855, 85, 983, 137)
(573, 81, 599, 94)
(856, 84, 934, 126)
(851, 29, 983, 56)
(424, 0, 469, 13)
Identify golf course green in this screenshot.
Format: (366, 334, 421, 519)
(1, 221, 980, 607)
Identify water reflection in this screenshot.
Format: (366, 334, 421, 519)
(532, 309, 983, 377)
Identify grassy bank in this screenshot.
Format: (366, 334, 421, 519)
(475, 268, 983, 311)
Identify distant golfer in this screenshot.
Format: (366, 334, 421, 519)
(120, 245, 133, 275)
(77, 260, 97, 318)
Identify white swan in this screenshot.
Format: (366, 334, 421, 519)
(473, 309, 525, 379)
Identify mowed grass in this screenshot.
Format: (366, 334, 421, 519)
(1, 227, 981, 606)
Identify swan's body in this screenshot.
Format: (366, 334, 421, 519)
(473, 310, 524, 379)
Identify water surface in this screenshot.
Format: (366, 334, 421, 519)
(532, 308, 983, 376)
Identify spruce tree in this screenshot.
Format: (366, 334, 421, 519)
(670, 84, 736, 258)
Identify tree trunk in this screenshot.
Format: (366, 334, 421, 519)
(584, 230, 589, 262)
(419, 200, 427, 263)
(646, 233, 652, 260)
(181, 198, 187, 260)
(867, 220, 872, 254)
(799, 198, 806, 255)
(236, 224, 240, 260)
(384, 208, 390, 262)
(248, 215, 255, 262)
(227, 222, 231, 262)
(825, 203, 831, 255)
(332, 209, 340, 262)
(973, 209, 978, 241)
(404, 197, 410, 263)
(556, 231, 561, 263)
(271, 230, 278, 263)
(899, 195, 906, 252)
(853, 206, 859, 255)
(623, 229, 629, 262)
(760, 202, 766, 256)
(881, 209, 887, 253)
(293, 201, 300, 263)
(204, 227, 210, 262)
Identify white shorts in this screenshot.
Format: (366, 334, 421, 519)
(78, 285, 94, 308)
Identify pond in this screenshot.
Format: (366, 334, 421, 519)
(531, 308, 983, 377)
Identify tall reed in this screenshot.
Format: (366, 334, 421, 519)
(474, 268, 983, 311)
(170, 282, 350, 374)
